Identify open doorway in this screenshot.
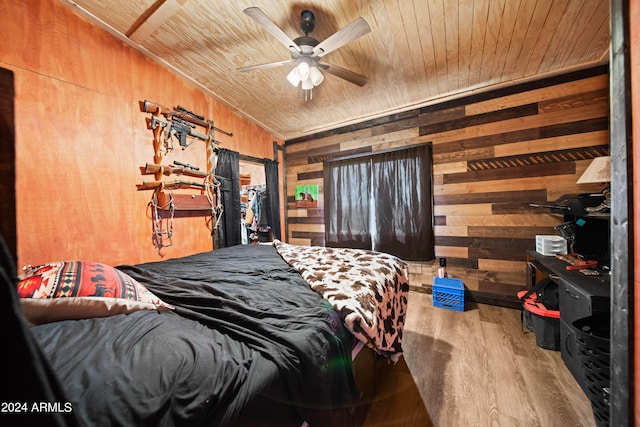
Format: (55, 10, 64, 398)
(239, 159, 269, 244)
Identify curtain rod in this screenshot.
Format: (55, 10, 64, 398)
(239, 153, 267, 163)
(215, 148, 278, 164)
(325, 141, 432, 164)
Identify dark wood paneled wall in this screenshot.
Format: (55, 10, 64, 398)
(285, 66, 609, 307)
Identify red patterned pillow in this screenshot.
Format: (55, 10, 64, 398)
(18, 261, 174, 324)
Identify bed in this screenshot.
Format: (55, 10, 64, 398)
(2, 238, 409, 427)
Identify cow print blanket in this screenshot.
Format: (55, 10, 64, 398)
(273, 240, 409, 362)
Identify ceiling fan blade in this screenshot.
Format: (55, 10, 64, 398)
(243, 7, 301, 54)
(318, 62, 369, 87)
(237, 59, 294, 73)
(312, 17, 371, 58)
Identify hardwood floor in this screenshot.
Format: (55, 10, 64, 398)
(361, 291, 596, 427)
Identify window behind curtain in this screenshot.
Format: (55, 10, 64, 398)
(323, 144, 434, 261)
(324, 157, 372, 250)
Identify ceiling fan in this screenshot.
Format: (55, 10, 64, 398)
(237, 7, 371, 98)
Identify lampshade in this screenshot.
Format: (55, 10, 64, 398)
(309, 65, 324, 86)
(297, 60, 310, 80)
(287, 59, 324, 90)
(301, 77, 314, 90)
(577, 156, 611, 184)
(286, 68, 301, 86)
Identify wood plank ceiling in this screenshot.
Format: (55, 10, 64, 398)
(60, 0, 610, 141)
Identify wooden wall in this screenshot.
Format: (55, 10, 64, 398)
(285, 66, 609, 307)
(0, 0, 282, 270)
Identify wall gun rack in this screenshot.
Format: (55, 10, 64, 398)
(137, 99, 232, 248)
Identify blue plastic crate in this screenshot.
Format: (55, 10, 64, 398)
(433, 277, 465, 312)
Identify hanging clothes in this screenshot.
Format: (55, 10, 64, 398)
(244, 187, 270, 242)
(256, 189, 270, 230)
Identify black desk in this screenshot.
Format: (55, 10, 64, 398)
(526, 251, 610, 391)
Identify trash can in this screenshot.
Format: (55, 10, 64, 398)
(517, 290, 560, 350)
(573, 312, 610, 427)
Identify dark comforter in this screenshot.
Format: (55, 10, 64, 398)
(29, 244, 359, 427)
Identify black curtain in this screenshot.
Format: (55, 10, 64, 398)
(323, 144, 434, 261)
(263, 159, 281, 241)
(215, 149, 241, 247)
(324, 157, 372, 250)
(371, 145, 434, 260)
(214, 176, 231, 248)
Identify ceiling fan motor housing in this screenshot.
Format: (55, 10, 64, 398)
(293, 36, 319, 52)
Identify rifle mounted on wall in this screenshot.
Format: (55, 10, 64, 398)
(147, 115, 209, 148)
(137, 180, 206, 191)
(142, 163, 208, 179)
(140, 100, 232, 149)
